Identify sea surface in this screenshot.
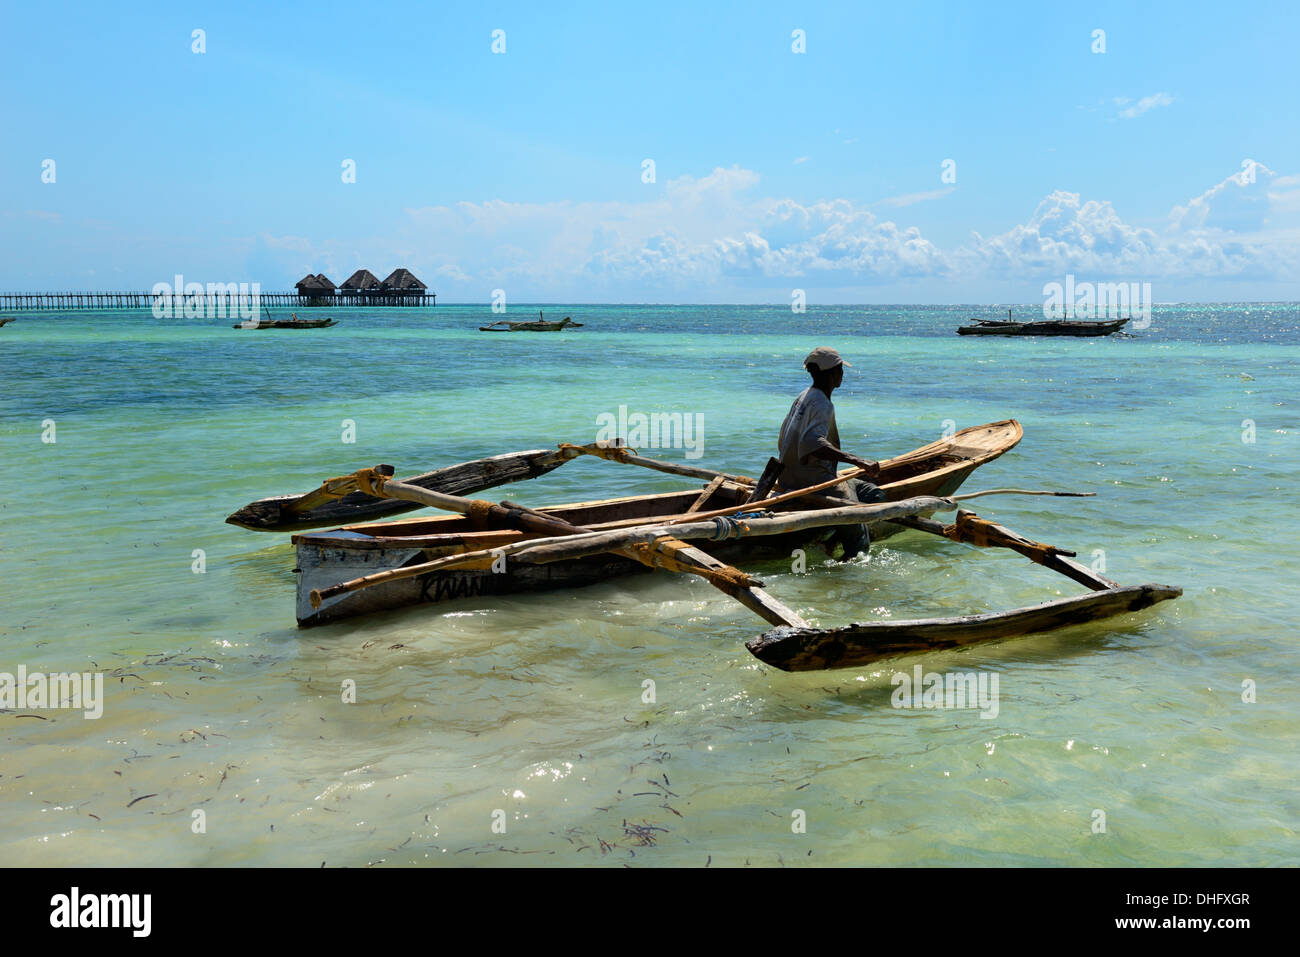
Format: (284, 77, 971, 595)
(1, 303, 1297, 867)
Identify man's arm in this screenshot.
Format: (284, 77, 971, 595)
(811, 436, 880, 479)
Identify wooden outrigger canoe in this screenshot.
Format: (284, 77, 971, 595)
(957, 318, 1129, 337)
(229, 417, 1179, 670)
(288, 474, 1179, 670)
(292, 421, 1024, 626)
(479, 316, 583, 332)
(234, 317, 337, 329)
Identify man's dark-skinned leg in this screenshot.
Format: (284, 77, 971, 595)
(828, 478, 886, 560)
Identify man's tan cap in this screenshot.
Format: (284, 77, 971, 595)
(804, 346, 850, 371)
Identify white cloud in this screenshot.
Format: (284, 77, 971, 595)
(1169, 160, 1275, 232)
(245, 161, 1298, 297)
(1119, 92, 1174, 119)
(793, 156, 809, 165)
(876, 187, 955, 208)
(400, 167, 948, 292)
(963, 191, 1165, 274)
(963, 165, 1300, 280)
(435, 263, 471, 282)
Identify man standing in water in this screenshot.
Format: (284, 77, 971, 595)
(777, 347, 886, 560)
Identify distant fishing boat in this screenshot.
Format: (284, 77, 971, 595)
(0, 317, 14, 327)
(480, 311, 583, 332)
(234, 309, 337, 330)
(958, 309, 1129, 337)
(234, 318, 337, 329)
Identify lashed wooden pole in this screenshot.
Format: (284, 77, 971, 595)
(306, 482, 1096, 612)
(554, 442, 757, 488)
(891, 512, 1116, 591)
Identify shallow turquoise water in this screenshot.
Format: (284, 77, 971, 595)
(1, 303, 1297, 866)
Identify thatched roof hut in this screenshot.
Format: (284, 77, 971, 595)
(295, 273, 336, 294)
(340, 269, 382, 293)
(380, 268, 427, 292)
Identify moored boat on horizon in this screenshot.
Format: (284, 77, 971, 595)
(480, 312, 583, 332)
(234, 317, 337, 329)
(958, 317, 1129, 337)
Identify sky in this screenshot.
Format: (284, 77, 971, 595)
(2, 0, 1297, 303)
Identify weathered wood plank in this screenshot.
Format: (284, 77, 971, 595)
(745, 584, 1182, 671)
(743, 456, 785, 505)
(685, 475, 727, 514)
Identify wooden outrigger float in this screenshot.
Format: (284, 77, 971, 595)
(745, 510, 1179, 670)
(235, 420, 1180, 669)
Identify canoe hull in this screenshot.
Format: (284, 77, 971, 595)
(293, 420, 1023, 626)
(297, 535, 648, 624)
